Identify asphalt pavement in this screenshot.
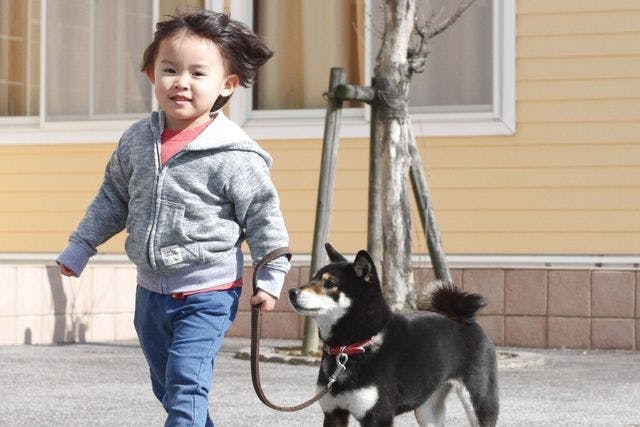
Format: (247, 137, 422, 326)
(0, 338, 639, 426)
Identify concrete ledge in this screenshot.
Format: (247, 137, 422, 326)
(0, 259, 638, 350)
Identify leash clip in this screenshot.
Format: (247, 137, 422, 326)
(327, 352, 349, 389)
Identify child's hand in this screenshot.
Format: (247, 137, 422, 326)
(250, 290, 277, 312)
(58, 263, 77, 277)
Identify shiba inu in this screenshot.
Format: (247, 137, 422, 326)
(288, 244, 499, 426)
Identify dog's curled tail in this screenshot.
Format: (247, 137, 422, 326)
(416, 281, 487, 324)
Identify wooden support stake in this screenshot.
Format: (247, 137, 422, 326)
(333, 84, 376, 103)
(367, 82, 383, 273)
(408, 126, 453, 283)
(303, 67, 346, 354)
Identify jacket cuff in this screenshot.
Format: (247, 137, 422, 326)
(255, 267, 287, 299)
(56, 241, 95, 277)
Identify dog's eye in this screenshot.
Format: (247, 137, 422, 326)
(323, 279, 336, 289)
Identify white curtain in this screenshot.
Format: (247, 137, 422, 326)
(46, 0, 152, 120)
(253, 0, 364, 110)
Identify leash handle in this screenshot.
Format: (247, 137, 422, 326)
(250, 247, 331, 412)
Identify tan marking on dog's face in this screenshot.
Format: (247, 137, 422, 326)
(320, 273, 340, 292)
(322, 273, 335, 282)
(299, 273, 340, 296)
(303, 281, 325, 295)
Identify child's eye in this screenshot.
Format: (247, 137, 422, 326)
(162, 68, 176, 74)
(193, 71, 206, 77)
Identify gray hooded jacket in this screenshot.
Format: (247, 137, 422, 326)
(57, 111, 290, 297)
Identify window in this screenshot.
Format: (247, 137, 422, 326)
(233, 0, 515, 139)
(0, 0, 40, 117)
(44, 0, 153, 121)
(1, 0, 213, 143)
(398, 0, 493, 111)
(1, 0, 513, 143)
(252, 0, 366, 110)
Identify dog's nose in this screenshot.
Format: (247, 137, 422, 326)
(288, 288, 300, 304)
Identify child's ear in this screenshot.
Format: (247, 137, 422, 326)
(145, 66, 155, 84)
(220, 74, 240, 97)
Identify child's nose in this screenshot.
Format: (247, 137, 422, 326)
(174, 74, 189, 89)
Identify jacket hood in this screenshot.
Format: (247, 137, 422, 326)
(150, 111, 273, 167)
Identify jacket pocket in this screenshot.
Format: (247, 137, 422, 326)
(158, 200, 186, 236)
(155, 199, 201, 267)
(125, 203, 142, 233)
(124, 203, 146, 263)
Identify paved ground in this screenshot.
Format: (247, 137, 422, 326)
(0, 338, 639, 426)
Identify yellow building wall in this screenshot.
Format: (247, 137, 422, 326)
(1, 0, 639, 255)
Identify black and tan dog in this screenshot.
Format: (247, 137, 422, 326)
(288, 244, 499, 426)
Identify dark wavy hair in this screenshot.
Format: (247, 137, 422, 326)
(141, 9, 273, 111)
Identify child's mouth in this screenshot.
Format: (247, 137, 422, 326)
(171, 95, 191, 102)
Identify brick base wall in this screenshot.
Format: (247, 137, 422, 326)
(1, 262, 638, 350)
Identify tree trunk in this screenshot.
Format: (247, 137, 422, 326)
(374, 0, 417, 311)
(370, 0, 476, 308)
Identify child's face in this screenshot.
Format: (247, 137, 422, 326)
(146, 31, 239, 130)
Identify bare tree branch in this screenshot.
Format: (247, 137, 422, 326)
(427, 0, 478, 39)
(408, 0, 479, 74)
(408, 16, 429, 73)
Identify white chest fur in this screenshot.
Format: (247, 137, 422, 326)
(319, 385, 379, 420)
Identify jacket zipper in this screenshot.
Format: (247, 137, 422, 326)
(146, 137, 163, 271)
(146, 139, 190, 272)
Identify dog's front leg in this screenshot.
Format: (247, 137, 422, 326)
(359, 413, 393, 427)
(323, 409, 350, 427)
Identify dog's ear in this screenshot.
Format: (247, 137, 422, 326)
(353, 250, 376, 283)
(325, 243, 348, 263)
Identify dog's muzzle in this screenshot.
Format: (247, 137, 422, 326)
(288, 288, 300, 305)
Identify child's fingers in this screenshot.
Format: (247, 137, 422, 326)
(249, 293, 265, 306)
(59, 264, 76, 277)
(250, 292, 276, 312)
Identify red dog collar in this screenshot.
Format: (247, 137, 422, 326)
(324, 337, 373, 356)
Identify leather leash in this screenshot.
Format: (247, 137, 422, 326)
(250, 247, 342, 412)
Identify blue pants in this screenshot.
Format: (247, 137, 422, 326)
(134, 286, 241, 427)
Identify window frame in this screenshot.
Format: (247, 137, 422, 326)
(231, 0, 515, 140)
(0, 0, 514, 145)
